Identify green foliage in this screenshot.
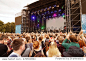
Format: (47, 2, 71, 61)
(0, 20, 15, 33)
(0, 20, 4, 32)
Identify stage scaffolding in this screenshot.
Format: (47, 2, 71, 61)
(65, 0, 82, 33)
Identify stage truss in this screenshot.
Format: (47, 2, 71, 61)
(65, 0, 82, 33)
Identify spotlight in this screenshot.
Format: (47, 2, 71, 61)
(41, 26, 45, 30)
(62, 15, 65, 18)
(33, 17, 35, 19)
(62, 6, 64, 9)
(31, 16, 35, 20)
(58, 14, 60, 17)
(42, 14, 44, 15)
(53, 13, 57, 17)
(62, 13, 65, 16)
(49, 16, 51, 18)
(54, 5, 56, 7)
(48, 11, 50, 14)
(38, 20, 39, 22)
(49, 6, 51, 9)
(54, 10, 57, 13)
(59, 9, 61, 12)
(51, 11, 53, 13)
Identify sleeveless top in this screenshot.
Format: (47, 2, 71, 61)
(31, 50, 41, 57)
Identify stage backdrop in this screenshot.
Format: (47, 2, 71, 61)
(15, 25, 21, 34)
(46, 17, 66, 31)
(82, 14, 86, 33)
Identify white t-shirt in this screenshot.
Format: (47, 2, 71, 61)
(8, 52, 21, 57)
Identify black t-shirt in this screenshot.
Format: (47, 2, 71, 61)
(57, 44, 65, 57)
(31, 50, 41, 57)
(0, 44, 8, 57)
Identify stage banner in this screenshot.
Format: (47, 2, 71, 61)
(82, 14, 86, 33)
(15, 25, 21, 34)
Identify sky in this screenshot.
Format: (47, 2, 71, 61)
(0, 0, 39, 23)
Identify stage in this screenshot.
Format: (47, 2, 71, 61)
(15, 0, 86, 34)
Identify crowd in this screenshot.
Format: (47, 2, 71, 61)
(0, 29, 86, 57)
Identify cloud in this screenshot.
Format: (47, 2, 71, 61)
(0, 0, 39, 23)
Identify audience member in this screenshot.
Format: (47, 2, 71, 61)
(46, 42, 61, 57)
(9, 39, 25, 57)
(0, 37, 8, 57)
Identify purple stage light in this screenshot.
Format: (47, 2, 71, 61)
(38, 24, 39, 26)
(31, 16, 35, 20)
(42, 14, 44, 15)
(33, 17, 35, 19)
(53, 13, 57, 17)
(58, 14, 60, 16)
(51, 11, 53, 13)
(54, 10, 57, 13)
(59, 9, 61, 12)
(49, 6, 51, 8)
(49, 16, 51, 18)
(62, 13, 65, 15)
(54, 5, 56, 7)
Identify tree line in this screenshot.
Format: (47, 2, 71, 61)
(0, 20, 15, 33)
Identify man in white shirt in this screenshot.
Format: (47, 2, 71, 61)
(9, 39, 25, 57)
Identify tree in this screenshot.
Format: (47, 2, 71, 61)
(2, 24, 6, 33)
(10, 22, 15, 33)
(5, 22, 11, 33)
(0, 20, 15, 33)
(0, 20, 4, 32)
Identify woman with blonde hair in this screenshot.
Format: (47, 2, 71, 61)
(46, 42, 61, 57)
